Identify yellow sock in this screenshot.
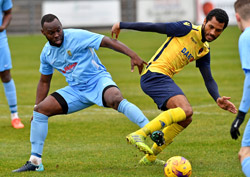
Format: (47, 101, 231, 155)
(145, 123, 185, 161)
(135, 107, 186, 137)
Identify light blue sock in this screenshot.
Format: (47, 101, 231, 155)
(242, 156, 250, 177)
(118, 99, 149, 128)
(3, 79, 17, 113)
(30, 111, 49, 156)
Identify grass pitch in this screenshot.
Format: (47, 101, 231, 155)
(0, 26, 247, 177)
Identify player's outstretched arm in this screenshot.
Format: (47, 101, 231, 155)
(112, 21, 182, 37)
(216, 96, 237, 114)
(100, 36, 147, 74)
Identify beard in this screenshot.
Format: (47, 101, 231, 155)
(48, 32, 64, 47)
(201, 24, 216, 42)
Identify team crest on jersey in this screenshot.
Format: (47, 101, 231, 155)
(198, 48, 204, 54)
(183, 22, 191, 26)
(67, 50, 72, 56)
(159, 120, 166, 128)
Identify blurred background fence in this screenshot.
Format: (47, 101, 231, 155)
(8, 0, 236, 34)
(9, 0, 137, 33)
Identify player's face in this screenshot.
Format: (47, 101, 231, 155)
(202, 16, 225, 42)
(41, 19, 63, 47)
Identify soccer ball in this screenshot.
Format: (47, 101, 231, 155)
(164, 156, 192, 177)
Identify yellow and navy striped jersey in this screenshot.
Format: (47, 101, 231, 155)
(142, 21, 210, 78)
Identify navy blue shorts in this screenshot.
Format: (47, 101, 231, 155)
(140, 70, 184, 110)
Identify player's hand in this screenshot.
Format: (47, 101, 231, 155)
(130, 54, 148, 74)
(216, 96, 237, 114)
(230, 116, 244, 140)
(111, 22, 121, 39)
(30, 116, 33, 123)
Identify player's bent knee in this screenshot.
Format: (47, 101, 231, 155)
(104, 90, 123, 109)
(181, 107, 193, 118)
(1, 75, 11, 83)
(107, 95, 123, 110)
(103, 86, 124, 109)
(33, 104, 48, 116)
(33, 105, 39, 112)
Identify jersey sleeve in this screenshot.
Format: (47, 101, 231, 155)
(196, 52, 220, 101)
(70, 29, 104, 51)
(196, 52, 211, 68)
(39, 50, 54, 75)
(239, 70, 250, 112)
(164, 21, 193, 37)
(120, 20, 192, 37)
(198, 65, 220, 101)
(239, 32, 250, 70)
(2, 0, 12, 11)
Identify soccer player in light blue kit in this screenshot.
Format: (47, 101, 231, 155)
(230, 0, 250, 176)
(0, 0, 24, 129)
(12, 14, 150, 172)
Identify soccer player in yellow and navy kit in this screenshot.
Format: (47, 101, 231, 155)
(111, 8, 238, 165)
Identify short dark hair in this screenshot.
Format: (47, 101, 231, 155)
(206, 8, 229, 29)
(41, 14, 60, 28)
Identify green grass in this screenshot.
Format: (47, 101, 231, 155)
(0, 26, 247, 176)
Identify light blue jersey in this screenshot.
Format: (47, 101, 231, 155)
(239, 27, 250, 148)
(0, 0, 12, 43)
(239, 27, 250, 71)
(40, 29, 108, 87)
(238, 27, 250, 113)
